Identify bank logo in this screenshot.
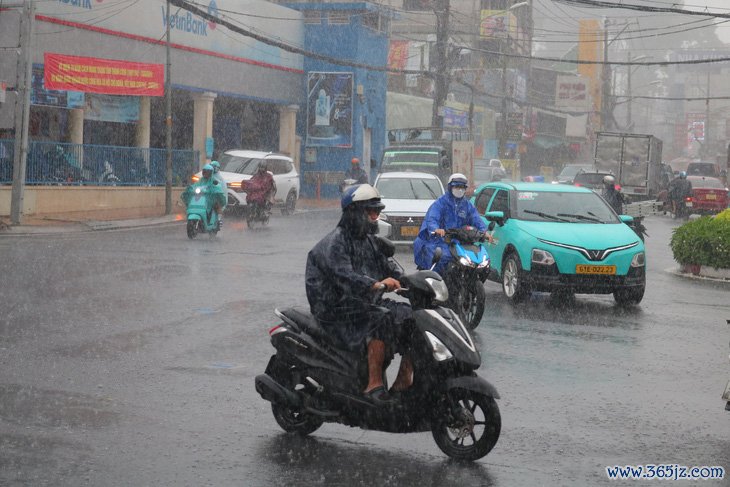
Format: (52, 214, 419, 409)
(207, 0, 219, 31)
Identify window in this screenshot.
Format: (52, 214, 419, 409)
(475, 188, 495, 214)
(489, 189, 509, 216)
(267, 159, 292, 175)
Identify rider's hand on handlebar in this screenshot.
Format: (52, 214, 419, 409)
(434, 229, 446, 238)
(481, 231, 495, 244)
(372, 277, 401, 292)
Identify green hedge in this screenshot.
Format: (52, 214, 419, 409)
(670, 209, 730, 268)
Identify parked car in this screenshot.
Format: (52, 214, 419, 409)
(686, 161, 722, 179)
(472, 181, 646, 305)
(572, 171, 615, 192)
(193, 150, 299, 215)
(554, 163, 596, 184)
(373, 171, 445, 244)
(474, 159, 507, 187)
(686, 176, 728, 215)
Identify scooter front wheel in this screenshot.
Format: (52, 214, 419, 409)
(186, 220, 198, 239)
(271, 402, 323, 436)
(431, 389, 501, 461)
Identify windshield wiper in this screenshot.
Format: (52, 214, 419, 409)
(420, 180, 438, 199)
(408, 179, 419, 199)
(523, 210, 570, 222)
(557, 213, 604, 223)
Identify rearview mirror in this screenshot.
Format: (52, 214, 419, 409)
(619, 215, 634, 223)
(432, 247, 443, 265)
(485, 210, 505, 226)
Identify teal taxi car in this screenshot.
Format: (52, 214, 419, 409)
(472, 181, 645, 305)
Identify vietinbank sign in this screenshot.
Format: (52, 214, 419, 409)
(162, 0, 219, 37)
(37, 0, 303, 72)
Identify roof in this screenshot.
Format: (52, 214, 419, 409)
(475, 181, 593, 193)
(375, 171, 440, 180)
(223, 150, 292, 161)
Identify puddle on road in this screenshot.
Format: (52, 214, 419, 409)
(0, 384, 119, 429)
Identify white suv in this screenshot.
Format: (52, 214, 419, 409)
(195, 150, 300, 215)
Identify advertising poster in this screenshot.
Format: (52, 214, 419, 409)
(31, 66, 85, 109)
(84, 94, 140, 123)
(306, 72, 353, 148)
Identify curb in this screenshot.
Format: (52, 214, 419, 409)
(667, 265, 730, 282)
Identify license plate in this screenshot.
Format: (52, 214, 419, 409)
(686, 202, 693, 207)
(576, 265, 616, 275)
(400, 226, 419, 237)
(706, 193, 717, 200)
(723, 380, 730, 401)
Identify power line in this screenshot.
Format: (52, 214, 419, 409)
(554, 0, 730, 19)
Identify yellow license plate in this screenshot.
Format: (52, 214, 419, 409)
(576, 265, 616, 275)
(400, 226, 419, 237)
(706, 193, 717, 200)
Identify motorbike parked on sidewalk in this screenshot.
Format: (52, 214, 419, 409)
(255, 242, 501, 461)
(437, 226, 491, 330)
(185, 185, 221, 239)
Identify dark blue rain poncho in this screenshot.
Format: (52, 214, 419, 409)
(305, 211, 410, 351)
(413, 191, 487, 274)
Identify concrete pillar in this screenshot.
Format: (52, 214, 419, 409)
(192, 91, 217, 169)
(135, 96, 151, 148)
(68, 108, 84, 167)
(278, 104, 299, 169)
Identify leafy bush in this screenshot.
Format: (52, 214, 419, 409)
(670, 215, 730, 268)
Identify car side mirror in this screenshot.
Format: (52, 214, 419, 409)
(619, 215, 634, 223)
(485, 210, 505, 226)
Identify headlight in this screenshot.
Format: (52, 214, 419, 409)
(425, 277, 449, 302)
(194, 187, 201, 194)
(477, 255, 491, 269)
(532, 249, 555, 265)
(425, 331, 453, 361)
(631, 252, 645, 267)
(458, 256, 474, 267)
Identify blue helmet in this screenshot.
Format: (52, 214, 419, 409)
(679, 171, 687, 179)
(341, 184, 384, 210)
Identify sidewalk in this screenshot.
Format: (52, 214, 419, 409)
(0, 197, 340, 236)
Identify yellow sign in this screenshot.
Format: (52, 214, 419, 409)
(480, 10, 516, 39)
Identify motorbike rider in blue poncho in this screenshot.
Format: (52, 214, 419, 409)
(305, 184, 414, 406)
(413, 173, 489, 274)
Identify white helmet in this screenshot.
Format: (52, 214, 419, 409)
(603, 175, 615, 185)
(448, 173, 468, 187)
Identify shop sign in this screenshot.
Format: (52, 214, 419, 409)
(31, 66, 85, 108)
(388, 41, 410, 70)
(44, 53, 164, 97)
(306, 72, 353, 148)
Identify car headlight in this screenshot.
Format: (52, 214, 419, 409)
(425, 331, 453, 361)
(631, 251, 645, 267)
(532, 249, 555, 265)
(425, 277, 449, 302)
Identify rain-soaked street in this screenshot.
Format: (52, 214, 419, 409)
(0, 210, 728, 486)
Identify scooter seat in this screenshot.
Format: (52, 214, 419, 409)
(278, 307, 330, 343)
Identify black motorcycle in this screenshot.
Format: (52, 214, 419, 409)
(255, 242, 501, 461)
(245, 200, 271, 228)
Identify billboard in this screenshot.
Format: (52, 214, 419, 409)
(306, 72, 353, 148)
(556, 75, 589, 109)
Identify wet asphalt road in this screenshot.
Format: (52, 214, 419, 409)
(0, 210, 728, 486)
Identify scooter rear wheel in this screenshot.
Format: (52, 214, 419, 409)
(186, 220, 198, 239)
(271, 402, 323, 436)
(431, 389, 501, 461)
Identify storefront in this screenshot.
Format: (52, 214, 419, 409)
(0, 0, 305, 172)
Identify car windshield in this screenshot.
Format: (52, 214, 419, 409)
(376, 177, 443, 200)
(381, 150, 440, 168)
(515, 191, 618, 223)
(573, 173, 607, 186)
(687, 163, 716, 177)
(474, 165, 494, 183)
(219, 154, 260, 175)
(689, 177, 724, 189)
(559, 165, 591, 178)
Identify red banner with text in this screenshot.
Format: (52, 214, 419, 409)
(44, 53, 164, 97)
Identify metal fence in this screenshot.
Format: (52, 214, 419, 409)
(0, 140, 199, 186)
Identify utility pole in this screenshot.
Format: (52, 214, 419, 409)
(10, 0, 35, 225)
(499, 42, 508, 159)
(704, 70, 710, 159)
(165, 0, 173, 214)
(627, 51, 632, 130)
(601, 17, 610, 131)
(431, 0, 450, 133)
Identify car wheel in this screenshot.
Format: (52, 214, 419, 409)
(613, 286, 644, 306)
(282, 190, 297, 215)
(502, 253, 529, 303)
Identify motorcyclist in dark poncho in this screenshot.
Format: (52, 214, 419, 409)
(305, 184, 413, 405)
